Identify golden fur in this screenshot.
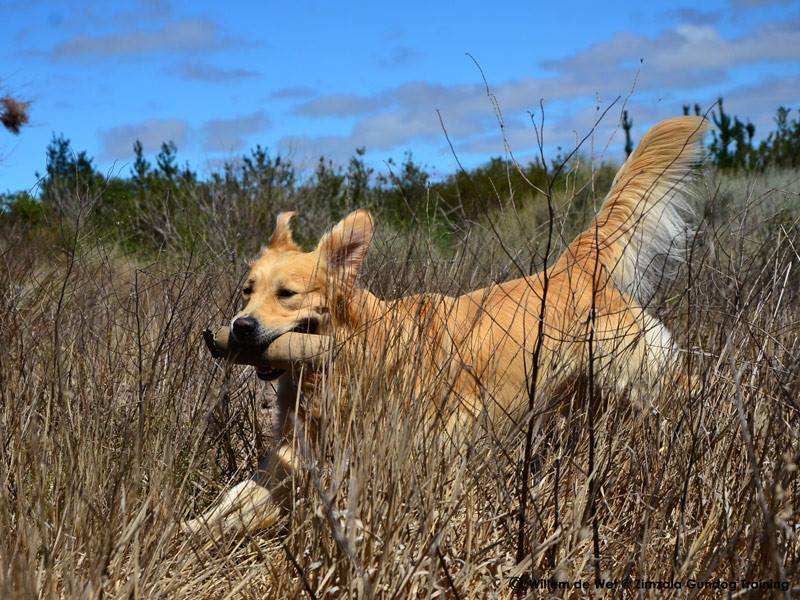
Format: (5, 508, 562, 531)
(183, 116, 709, 537)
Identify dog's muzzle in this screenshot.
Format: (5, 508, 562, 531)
(202, 326, 331, 380)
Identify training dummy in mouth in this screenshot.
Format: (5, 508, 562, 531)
(203, 327, 331, 370)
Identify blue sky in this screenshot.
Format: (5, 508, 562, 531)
(1, 0, 799, 193)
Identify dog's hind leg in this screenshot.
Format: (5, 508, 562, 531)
(592, 305, 685, 408)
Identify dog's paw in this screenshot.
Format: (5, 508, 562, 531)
(180, 518, 206, 536)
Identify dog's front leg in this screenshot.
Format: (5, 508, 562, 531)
(181, 441, 299, 538)
(182, 374, 307, 539)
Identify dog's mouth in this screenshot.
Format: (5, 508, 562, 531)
(291, 317, 320, 336)
(253, 318, 319, 381)
(256, 366, 284, 381)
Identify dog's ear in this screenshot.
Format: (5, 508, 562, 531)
(317, 209, 373, 289)
(268, 212, 300, 251)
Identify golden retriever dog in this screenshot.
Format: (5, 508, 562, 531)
(183, 116, 709, 537)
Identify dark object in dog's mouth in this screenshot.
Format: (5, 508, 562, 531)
(256, 366, 285, 381)
(202, 326, 331, 375)
(204, 328, 280, 379)
(203, 328, 222, 359)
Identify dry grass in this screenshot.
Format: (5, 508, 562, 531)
(1, 96, 30, 135)
(1, 168, 799, 598)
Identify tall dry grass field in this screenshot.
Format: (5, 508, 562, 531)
(1, 168, 798, 598)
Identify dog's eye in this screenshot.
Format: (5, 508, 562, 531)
(277, 288, 297, 299)
(242, 285, 253, 296)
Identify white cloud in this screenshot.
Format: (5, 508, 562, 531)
(200, 111, 271, 152)
(99, 118, 190, 160)
(173, 63, 260, 82)
(51, 17, 236, 59)
(715, 76, 800, 133)
(378, 45, 422, 68)
(269, 86, 317, 100)
(292, 94, 387, 117)
(98, 111, 271, 159)
(542, 19, 800, 78)
(731, 0, 793, 6)
(277, 16, 800, 164)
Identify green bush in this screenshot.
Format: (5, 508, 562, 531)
(5, 102, 799, 257)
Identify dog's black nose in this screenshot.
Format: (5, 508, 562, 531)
(232, 316, 258, 337)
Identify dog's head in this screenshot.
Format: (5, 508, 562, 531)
(231, 210, 373, 380)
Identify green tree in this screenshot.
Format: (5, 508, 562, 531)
(37, 134, 103, 217)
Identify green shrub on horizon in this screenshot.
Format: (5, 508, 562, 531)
(3, 104, 798, 258)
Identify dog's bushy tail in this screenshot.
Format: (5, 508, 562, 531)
(570, 116, 709, 304)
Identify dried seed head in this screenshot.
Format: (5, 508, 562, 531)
(1, 96, 30, 134)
